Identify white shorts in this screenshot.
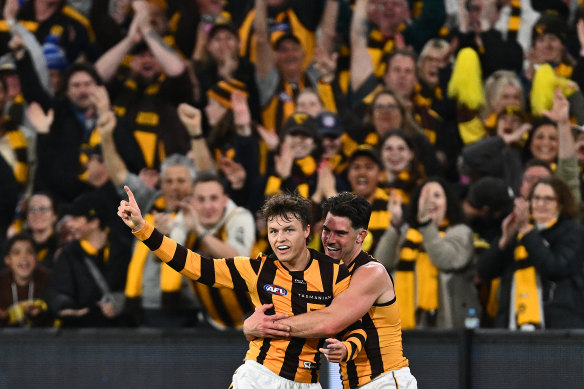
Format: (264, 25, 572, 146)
(358, 367, 417, 389)
(230, 360, 323, 389)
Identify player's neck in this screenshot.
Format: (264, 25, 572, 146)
(287, 248, 311, 271)
(342, 246, 362, 267)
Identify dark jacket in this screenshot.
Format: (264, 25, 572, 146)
(44, 237, 129, 327)
(0, 157, 18, 250)
(15, 53, 143, 203)
(460, 136, 524, 194)
(478, 216, 584, 329)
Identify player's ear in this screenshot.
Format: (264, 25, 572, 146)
(357, 228, 368, 244)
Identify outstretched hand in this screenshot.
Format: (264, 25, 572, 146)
(243, 304, 291, 341)
(388, 189, 403, 228)
(313, 46, 338, 83)
(499, 122, 532, 146)
(541, 87, 570, 125)
(319, 338, 348, 363)
(26, 102, 54, 134)
(256, 125, 280, 150)
(91, 86, 111, 116)
(177, 199, 204, 235)
(3, 0, 18, 21)
(220, 157, 247, 190)
(117, 186, 145, 231)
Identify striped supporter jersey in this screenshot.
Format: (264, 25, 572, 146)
(134, 223, 365, 383)
(341, 251, 409, 389)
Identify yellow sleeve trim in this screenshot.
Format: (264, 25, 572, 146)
(133, 222, 155, 241)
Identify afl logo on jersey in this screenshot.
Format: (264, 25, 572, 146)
(264, 284, 288, 296)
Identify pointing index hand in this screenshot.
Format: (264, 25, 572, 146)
(117, 186, 145, 231)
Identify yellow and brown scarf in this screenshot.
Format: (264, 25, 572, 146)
(186, 226, 253, 329)
(395, 225, 447, 329)
(510, 220, 555, 329)
(125, 212, 183, 299)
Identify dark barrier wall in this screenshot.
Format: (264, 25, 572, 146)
(471, 330, 584, 389)
(0, 329, 583, 389)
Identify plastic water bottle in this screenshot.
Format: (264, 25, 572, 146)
(464, 308, 480, 329)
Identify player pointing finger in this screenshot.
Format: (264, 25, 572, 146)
(117, 186, 145, 231)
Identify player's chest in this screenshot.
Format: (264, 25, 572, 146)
(257, 269, 334, 314)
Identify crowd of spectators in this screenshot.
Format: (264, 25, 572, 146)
(1, 0, 584, 331)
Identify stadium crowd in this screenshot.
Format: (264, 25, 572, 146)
(1, 0, 584, 333)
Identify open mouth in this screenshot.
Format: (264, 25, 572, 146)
(276, 245, 290, 253)
(16, 261, 32, 271)
(536, 147, 554, 156)
(326, 245, 340, 252)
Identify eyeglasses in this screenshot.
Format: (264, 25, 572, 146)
(373, 103, 399, 111)
(531, 195, 557, 203)
(29, 206, 52, 214)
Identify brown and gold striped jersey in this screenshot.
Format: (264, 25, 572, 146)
(134, 222, 362, 383)
(341, 251, 409, 389)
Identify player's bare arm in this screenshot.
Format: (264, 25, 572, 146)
(243, 304, 291, 341)
(244, 263, 393, 339)
(283, 263, 393, 337)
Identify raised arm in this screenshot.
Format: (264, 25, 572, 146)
(373, 191, 405, 268)
(318, 0, 340, 55)
(253, 0, 275, 79)
(350, 0, 374, 92)
(544, 89, 581, 201)
(96, 111, 129, 186)
(177, 103, 215, 172)
(120, 186, 257, 291)
(92, 86, 129, 186)
(5, 0, 51, 96)
(137, 2, 185, 77)
(94, 2, 146, 82)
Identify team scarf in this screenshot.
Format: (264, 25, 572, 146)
(395, 223, 448, 329)
(380, 168, 423, 205)
(125, 212, 182, 298)
(264, 155, 317, 198)
(186, 223, 253, 329)
(509, 219, 556, 329)
(507, 0, 521, 42)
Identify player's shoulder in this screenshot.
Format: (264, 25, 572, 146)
(352, 251, 382, 268)
(353, 252, 389, 278)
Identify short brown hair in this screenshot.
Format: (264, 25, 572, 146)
(261, 193, 312, 229)
(529, 176, 577, 218)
